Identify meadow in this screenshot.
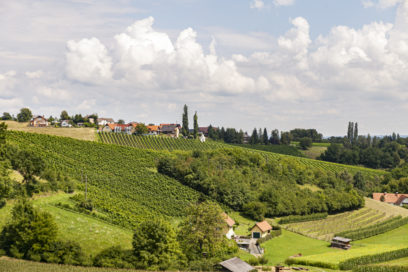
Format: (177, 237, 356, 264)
(3, 121, 96, 141)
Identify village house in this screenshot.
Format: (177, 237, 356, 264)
(60, 120, 72, 128)
(250, 220, 272, 239)
(102, 123, 134, 134)
(160, 124, 180, 137)
(373, 192, 408, 206)
(147, 125, 160, 135)
(30, 116, 48, 127)
(97, 118, 115, 126)
(222, 213, 235, 239)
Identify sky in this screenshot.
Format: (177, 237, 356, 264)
(1, 0, 408, 136)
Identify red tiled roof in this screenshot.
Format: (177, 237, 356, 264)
(147, 125, 159, 132)
(373, 193, 408, 204)
(253, 220, 272, 232)
(222, 212, 235, 227)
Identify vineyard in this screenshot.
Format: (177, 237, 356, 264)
(98, 132, 225, 151)
(7, 131, 202, 228)
(99, 132, 386, 178)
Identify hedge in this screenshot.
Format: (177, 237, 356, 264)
(353, 265, 408, 272)
(257, 229, 282, 244)
(285, 258, 338, 270)
(339, 248, 408, 270)
(336, 216, 408, 241)
(279, 213, 328, 224)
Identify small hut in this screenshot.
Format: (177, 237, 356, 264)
(250, 220, 272, 239)
(219, 257, 255, 272)
(331, 236, 352, 250)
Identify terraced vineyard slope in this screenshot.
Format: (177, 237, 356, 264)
(7, 131, 201, 227)
(283, 198, 408, 241)
(99, 132, 226, 151)
(100, 132, 386, 178)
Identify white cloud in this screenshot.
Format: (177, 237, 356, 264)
(37, 86, 71, 100)
(0, 70, 17, 96)
(250, 0, 265, 10)
(25, 70, 43, 79)
(273, 0, 295, 6)
(362, 0, 403, 8)
(66, 37, 113, 84)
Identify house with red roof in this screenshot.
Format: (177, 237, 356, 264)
(250, 220, 272, 239)
(373, 192, 408, 206)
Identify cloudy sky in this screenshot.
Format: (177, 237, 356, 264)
(1, 0, 408, 136)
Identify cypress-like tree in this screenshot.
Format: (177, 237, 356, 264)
(193, 112, 199, 139)
(182, 105, 189, 137)
(250, 128, 258, 144)
(354, 122, 358, 144)
(263, 128, 269, 145)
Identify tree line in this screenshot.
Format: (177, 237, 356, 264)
(320, 122, 408, 169)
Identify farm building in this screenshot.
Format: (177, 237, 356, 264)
(373, 192, 408, 206)
(222, 213, 235, 239)
(97, 118, 114, 126)
(331, 236, 351, 250)
(60, 120, 71, 127)
(219, 257, 254, 272)
(30, 116, 48, 127)
(160, 124, 180, 137)
(102, 124, 134, 134)
(251, 220, 272, 238)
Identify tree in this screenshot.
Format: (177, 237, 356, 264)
(250, 128, 258, 144)
(280, 131, 292, 145)
(0, 199, 58, 260)
(299, 137, 312, 150)
(118, 119, 125, 125)
(193, 112, 199, 139)
(354, 122, 358, 144)
(270, 129, 280, 145)
(133, 219, 185, 270)
(11, 150, 45, 184)
(135, 123, 148, 135)
(208, 125, 217, 140)
(60, 110, 69, 121)
(353, 172, 365, 191)
(1, 112, 12, 120)
(17, 108, 32, 122)
(177, 201, 228, 260)
(263, 128, 268, 145)
(0, 122, 7, 145)
(182, 105, 189, 137)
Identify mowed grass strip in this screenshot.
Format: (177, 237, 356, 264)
(0, 193, 133, 256)
(3, 121, 97, 141)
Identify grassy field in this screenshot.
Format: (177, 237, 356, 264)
(282, 198, 408, 241)
(379, 256, 408, 266)
(302, 146, 327, 159)
(0, 257, 140, 272)
(3, 121, 96, 141)
(0, 193, 133, 256)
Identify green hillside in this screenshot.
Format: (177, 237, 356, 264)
(99, 132, 386, 178)
(7, 131, 201, 228)
(98, 132, 225, 151)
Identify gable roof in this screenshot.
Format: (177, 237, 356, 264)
(97, 118, 114, 122)
(373, 193, 408, 204)
(147, 125, 159, 132)
(221, 212, 235, 227)
(252, 220, 272, 232)
(219, 257, 254, 272)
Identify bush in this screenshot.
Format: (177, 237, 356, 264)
(257, 230, 282, 244)
(353, 265, 408, 272)
(93, 246, 135, 268)
(248, 257, 260, 266)
(279, 213, 328, 224)
(285, 257, 337, 270)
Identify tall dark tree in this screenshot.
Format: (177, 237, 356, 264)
(347, 122, 354, 144)
(354, 122, 358, 144)
(17, 108, 32, 122)
(280, 131, 292, 145)
(270, 129, 280, 145)
(263, 128, 269, 145)
(250, 128, 258, 144)
(193, 111, 198, 139)
(0, 122, 7, 145)
(1, 112, 12, 120)
(181, 105, 189, 137)
(60, 110, 70, 121)
(208, 125, 217, 140)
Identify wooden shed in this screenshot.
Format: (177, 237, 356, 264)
(331, 236, 352, 250)
(219, 257, 255, 272)
(251, 220, 272, 239)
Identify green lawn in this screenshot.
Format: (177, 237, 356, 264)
(260, 229, 335, 265)
(291, 222, 408, 268)
(302, 146, 327, 159)
(229, 211, 256, 236)
(0, 193, 133, 257)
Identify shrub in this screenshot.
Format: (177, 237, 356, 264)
(285, 257, 338, 270)
(93, 246, 135, 268)
(353, 265, 408, 272)
(257, 230, 282, 244)
(248, 257, 259, 266)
